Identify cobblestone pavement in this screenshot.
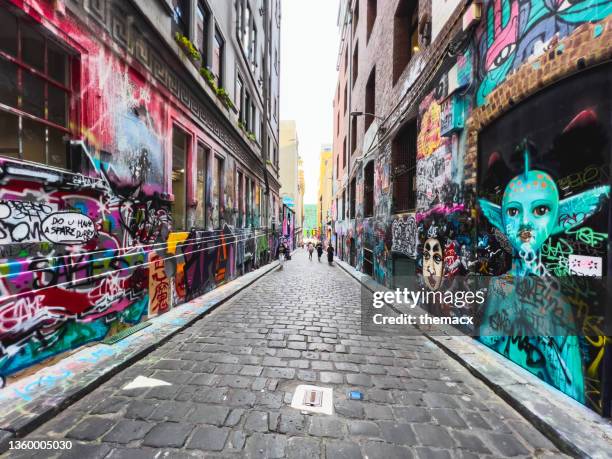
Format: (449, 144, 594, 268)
(9, 250, 566, 458)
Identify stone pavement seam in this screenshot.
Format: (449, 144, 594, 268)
(334, 255, 612, 459)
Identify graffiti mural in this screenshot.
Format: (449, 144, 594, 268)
(0, 2, 275, 385)
(477, 65, 611, 411)
(391, 215, 418, 257)
(475, 0, 612, 105)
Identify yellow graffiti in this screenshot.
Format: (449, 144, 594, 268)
(167, 231, 189, 255)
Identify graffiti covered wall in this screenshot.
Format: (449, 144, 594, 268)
(0, 1, 274, 384)
(345, 0, 612, 414)
(476, 64, 611, 412)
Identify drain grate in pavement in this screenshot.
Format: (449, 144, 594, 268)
(291, 385, 334, 415)
(102, 321, 151, 345)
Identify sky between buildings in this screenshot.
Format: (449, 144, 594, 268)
(280, 0, 339, 204)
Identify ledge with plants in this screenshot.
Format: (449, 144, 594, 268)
(174, 32, 201, 63)
(199, 67, 235, 111)
(237, 120, 257, 143)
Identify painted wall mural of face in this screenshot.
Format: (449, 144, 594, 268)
(422, 238, 443, 290)
(479, 149, 609, 274)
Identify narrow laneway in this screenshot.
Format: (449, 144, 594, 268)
(9, 250, 564, 458)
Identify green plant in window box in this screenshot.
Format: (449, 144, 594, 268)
(174, 32, 201, 63)
(247, 132, 257, 142)
(200, 67, 218, 91)
(238, 120, 246, 131)
(216, 87, 235, 110)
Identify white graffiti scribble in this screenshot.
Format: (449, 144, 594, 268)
(391, 216, 417, 257)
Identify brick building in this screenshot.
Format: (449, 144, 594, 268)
(0, 0, 281, 383)
(332, 0, 612, 415)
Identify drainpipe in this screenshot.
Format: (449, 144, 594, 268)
(346, 1, 354, 260)
(262, 0, 271, 259)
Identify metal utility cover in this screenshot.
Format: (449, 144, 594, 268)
(291, 385, 334, 415)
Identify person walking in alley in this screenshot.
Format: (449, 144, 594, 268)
(327, 244, 334, 265)
(316, 241, 323, 262)
(278, 242, 287, 269)
(307, 242, 314, 260)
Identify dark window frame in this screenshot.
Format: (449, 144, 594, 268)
(392, 119, 417, 213)
(393, 0, 419, 84)
(171, 124, 190, 232)
(352, 41, 359, 88)
(171, 0, 191, 37)
(351, 116, 357, 155)
(367, 0, 377, 41)
(196, 1, 210, 64)
(0, 9, 74, 169)
(364, 160, 374, 217)
(365, 66, 376, 132)
(212, 26, 225, 86)
(349, 176, 356, 219)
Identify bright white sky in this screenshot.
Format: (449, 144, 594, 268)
(280, 0, 340, 204)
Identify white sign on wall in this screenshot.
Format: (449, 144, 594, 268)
(431, 0, 463, 42)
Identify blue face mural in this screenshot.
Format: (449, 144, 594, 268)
(479, 148, 609, 274)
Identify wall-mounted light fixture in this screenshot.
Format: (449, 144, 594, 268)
(350, 111, 385, 121)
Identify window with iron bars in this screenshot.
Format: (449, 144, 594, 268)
(392, 119, 417, 213)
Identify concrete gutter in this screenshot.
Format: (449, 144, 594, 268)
(333, 257, 612, 459)
(0, 260, 280, 452)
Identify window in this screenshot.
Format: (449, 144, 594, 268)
(250, 25, 257, 67)
(343, 49, 348, 74)
(364, 161, 374, 217)
(336, 155, 339, 179)
(343, 84, 347, 114)
(238, 171, 244, 227)
(212, 28, 224, 85)
(0, 10, 71, 168)
(342, 138, 347, 170)
(171, 0, 190, 36)
(251, 103, 257, 136)
(367, 0, 377, 41)
(393, 0, 419, 84)
(351, 116, 357, 155)
(352, 0, 359, 36)
(196, 2, 210, 64)
(236, 75, 244, 120)
(352, 42, 358, 87)
(341, 190, 346, 220)
(212, 155, 224, 228)
(250, 180, 256, 227)
(245, 92, 252, 129)
(349, 177, 356, 219)
(196, 143, 208, 227)
(274, 48, 279, 75)
(392, 119, 417, 212)
(236, 0, 244, 41)
(365, 67, 376, 131)
(243, 6, 251, 51)
(172, 126, 189, 231)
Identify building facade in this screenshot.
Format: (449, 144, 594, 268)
(279, 120, 304, 246)
(303, 204, 318, 239)
(332, 0, 612, 415)
(317, 144, 334, 243)
(0, 0, 281, 383)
